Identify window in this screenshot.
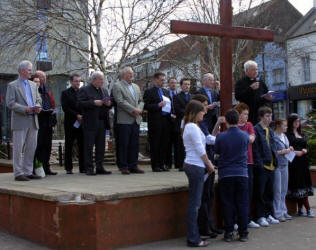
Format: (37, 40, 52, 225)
(302, 56, 311, 82)
(273, 68, 284, 84)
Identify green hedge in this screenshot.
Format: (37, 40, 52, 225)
(307, 139, 316, 165)
(0, 143, 8, 159)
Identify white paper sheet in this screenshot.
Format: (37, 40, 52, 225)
(261, 91, 275, 98)
(73, 120, 81, 128)
(285, 151, 296, 163)
(162, 95, 171, 113)
(204, 173, 209, 182)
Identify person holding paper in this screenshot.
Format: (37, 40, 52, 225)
(143, 72, 171, 172)
(78, 71, 112, 176)
(272, 119, 293, 221)
(5, 60, 42, 181)
(235, 60, 272, 125)
(61, 73, 85, 174)
(286, 113, 314, 217)
(182, 100, 214, 247)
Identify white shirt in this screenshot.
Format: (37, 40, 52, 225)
(122, 80, 136, 99)
(183, 123, 206, 168)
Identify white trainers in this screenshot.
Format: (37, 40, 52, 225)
(298, 208, 307, 217)
(257, 217, 269, 227)
(284, 213, 293, 220)
(307, 209, 315, 218)
(267, 215, 279, 224)
(276, 216, 286, 222)
(248, 220, 260, 228)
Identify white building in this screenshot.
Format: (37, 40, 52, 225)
(287, 4, 316, 118)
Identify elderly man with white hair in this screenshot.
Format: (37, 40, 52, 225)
(112, 66, 144, 174)
(196, 73, 220, 133)
(235, 60, 272, 125)
(78, 71, 112, 176)
(6, 60, 42, 181)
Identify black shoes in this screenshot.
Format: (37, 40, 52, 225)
(239, 234, 248, 242)
(153, 168, 162, 172)
(187, 240, 209, 247)
(66, 170, 73, 174)
(96, 168, 112, 175)
(26, 174, 42, 179)
(224, 232, 233, 242)
(15, 175, 30, 181)
(200, 231, 217, 239)
(45, 170, 58, 175)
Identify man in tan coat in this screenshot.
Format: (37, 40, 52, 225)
(6, 60, 42, 181)
(112, 67, 144, 174)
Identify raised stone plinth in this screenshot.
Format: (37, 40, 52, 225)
(0, 159, 13, 173)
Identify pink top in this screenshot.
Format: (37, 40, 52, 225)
(238, 121, 255, 164)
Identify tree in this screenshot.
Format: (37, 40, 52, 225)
(0, 0, 184, 77)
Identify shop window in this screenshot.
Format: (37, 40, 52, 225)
(301, 56, 311, 82)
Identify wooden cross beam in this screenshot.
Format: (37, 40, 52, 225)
(170, 0, 274, 114)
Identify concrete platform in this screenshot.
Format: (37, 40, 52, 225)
(0, 165, 189, 250)
(0, 164, 314, 250)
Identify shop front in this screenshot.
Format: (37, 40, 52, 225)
(288, 83, 316, 119)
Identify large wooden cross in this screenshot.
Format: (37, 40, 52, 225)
(171, 0, 274, 114)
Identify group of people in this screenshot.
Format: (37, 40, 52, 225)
(182, 61, 314, 247)
(5, 59, 314, 247)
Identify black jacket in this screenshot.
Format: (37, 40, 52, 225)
(143, 86, 170, 130)
(253, 123, 278, 168)
(235, 76, 270, 124)
(61, 87, 82, 129)
(173, 91, 191, 132)
(78, 84, 111, 131)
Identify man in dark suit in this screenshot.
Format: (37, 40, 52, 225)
(143, 72, 171, 172)
(61, 73, 84, 174)
(78, 71, 112, 176)
(173, 78, 191, 171)
(166, 77, 179, 169)
(196, 73, 220, 133)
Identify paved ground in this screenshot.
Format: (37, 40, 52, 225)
(0, 165, 315, 250)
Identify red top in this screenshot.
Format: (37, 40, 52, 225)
(238, 121, 255, 164)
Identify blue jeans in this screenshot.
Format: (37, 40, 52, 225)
(184, 163, 205, 244)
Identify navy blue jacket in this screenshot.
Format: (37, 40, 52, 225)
(253, 123, 278, 168)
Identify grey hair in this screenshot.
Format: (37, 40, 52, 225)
(202, 73, 214, 81)
(90, 71, 104, 82)
(18, 60, 32, 72)
(244, 60, 258, 72)
(119, 66, 133, 77)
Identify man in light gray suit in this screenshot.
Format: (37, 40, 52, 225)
(6, 60, 42, 181)
(112, 67, 144, 174)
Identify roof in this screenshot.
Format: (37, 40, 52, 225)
(287, 7, 316, 39)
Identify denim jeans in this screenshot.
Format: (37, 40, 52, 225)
(273, 165, 289, 218)
(184, 163, 205, 244)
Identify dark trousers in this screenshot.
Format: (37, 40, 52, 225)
(166, 127, 179, 168)
(117, 122, 139, 170)
(254, 167, 275, 218)
(64, 125, 84, 172)
(219, 177, 249, 235)
(113, 122, 120, 166)
(248, 164, 254, 222)
(83, 120, 105, 172)
(198, 172, 215, 233)
(35, 125, 53, 172)
(148, 117, 170, 170)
